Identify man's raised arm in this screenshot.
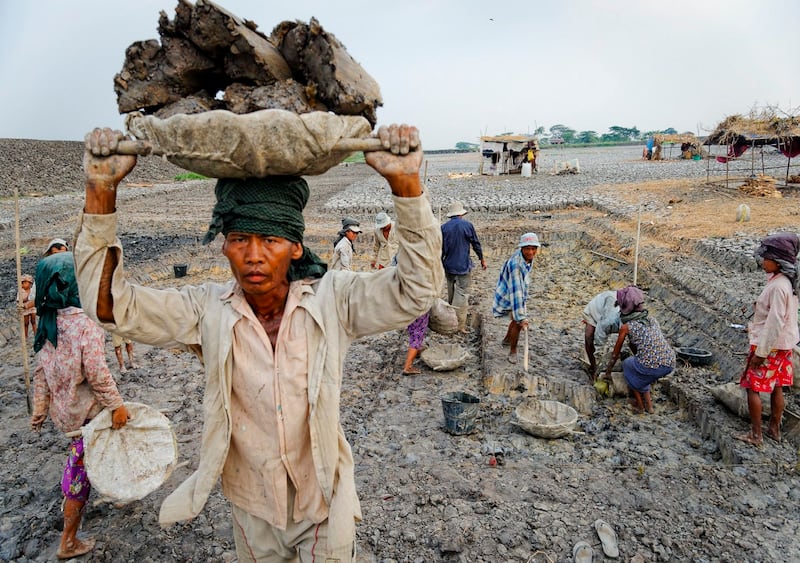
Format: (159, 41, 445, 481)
(82, 128, 137, 322)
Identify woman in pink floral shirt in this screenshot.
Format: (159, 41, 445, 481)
(31, 251, 129, 560)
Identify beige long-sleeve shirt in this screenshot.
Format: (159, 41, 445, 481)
(73, 193, 443, 529)
(372, 223, 398, 268)
(748, 273, 799, 356)
(222, 283, 327, 530)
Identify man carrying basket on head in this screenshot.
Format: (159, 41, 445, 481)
(75, 123, 443, 562)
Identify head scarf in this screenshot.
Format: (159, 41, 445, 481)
(755, 233, 799, 294)
(33, 252, 81, 352)
(616, 285, 650, 325)
(616, 285, 645, 316)
(334, 218, 361, 250)
(203, 176, 326, 281)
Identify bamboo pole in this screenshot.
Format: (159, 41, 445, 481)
(589, 250, 627, 265)
(14, 187, 32, 415)
(633, 204, 642, 286)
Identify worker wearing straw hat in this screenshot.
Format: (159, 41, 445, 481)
(75, 124, 442, 561)
(441, 200, 487, 332)
(371, 211, 398, 269)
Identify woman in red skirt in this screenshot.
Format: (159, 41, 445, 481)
(736, 233, 799, 446)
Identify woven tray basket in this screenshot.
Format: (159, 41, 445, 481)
(81, 402, 178, 503)
(514, 399, 578, 439)
(125, 109, 373, 178)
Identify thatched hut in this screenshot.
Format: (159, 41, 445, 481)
(704, 109, 800, 185)
(479, 134, 539, 175)
(652, 133, 704, 160)
(705, 111, 800, 158)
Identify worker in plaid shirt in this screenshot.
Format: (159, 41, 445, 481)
(493, 232, 541, 363)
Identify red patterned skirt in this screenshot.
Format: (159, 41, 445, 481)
(739, 346, 794, 393)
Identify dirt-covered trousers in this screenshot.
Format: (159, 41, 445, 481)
(231, 480, 356, 562)
(445, 272, 471, 311)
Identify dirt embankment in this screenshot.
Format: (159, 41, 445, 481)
(0, 138, 185, 199)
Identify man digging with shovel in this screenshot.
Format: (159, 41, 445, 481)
(75, 124, 442, 561)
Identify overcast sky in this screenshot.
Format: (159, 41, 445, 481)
(1, 0, 798, 149)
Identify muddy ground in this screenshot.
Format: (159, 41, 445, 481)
(0, 143, 799, 562)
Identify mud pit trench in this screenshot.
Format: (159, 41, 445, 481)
(0, 146, 798, 562)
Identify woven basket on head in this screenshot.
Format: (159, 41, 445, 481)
(124, 109, 373, 178)
(514, 399, 578, 439)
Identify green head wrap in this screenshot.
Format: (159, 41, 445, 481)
(33, 251, 82, 352)
(203, 176, 327, 281)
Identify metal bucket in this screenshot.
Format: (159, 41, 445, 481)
(441, 391, 480, 435)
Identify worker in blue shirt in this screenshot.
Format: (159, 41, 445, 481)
(441, 201, 487, 332)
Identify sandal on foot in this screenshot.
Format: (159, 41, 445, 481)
(402, 368, 421, 376)
(594, 519, 619, 558)
(572, 540, 593, 563)
(507, 353, 517, 364)
(734, 432, 763, 447)
(764, 429, 782, 443)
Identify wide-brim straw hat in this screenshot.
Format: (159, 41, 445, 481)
(445, 201, 468, 217)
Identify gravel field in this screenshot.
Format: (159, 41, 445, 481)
(0, 140, 799, 562)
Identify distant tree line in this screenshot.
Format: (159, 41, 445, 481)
(455, 125, 685, 150)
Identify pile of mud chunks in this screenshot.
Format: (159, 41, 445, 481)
(114, 0, 382, 126)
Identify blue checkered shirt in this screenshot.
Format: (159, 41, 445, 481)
(492, 250, 532, 322)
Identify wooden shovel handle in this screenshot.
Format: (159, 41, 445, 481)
(115, 137, 389, 156)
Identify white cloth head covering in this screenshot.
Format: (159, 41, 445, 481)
(375, 212, 392, 229)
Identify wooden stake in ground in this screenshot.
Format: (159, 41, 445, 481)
(14, 187, 32, 415)
(523, 326, 529, 373)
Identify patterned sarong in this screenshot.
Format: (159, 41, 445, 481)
(61, 436, 91, 502)
(739, 345, 794, 393)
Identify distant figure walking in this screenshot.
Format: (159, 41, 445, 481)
(441, 201, 487, 332)
(18, 273, 37, 339)
(112, 332, 138, 373)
